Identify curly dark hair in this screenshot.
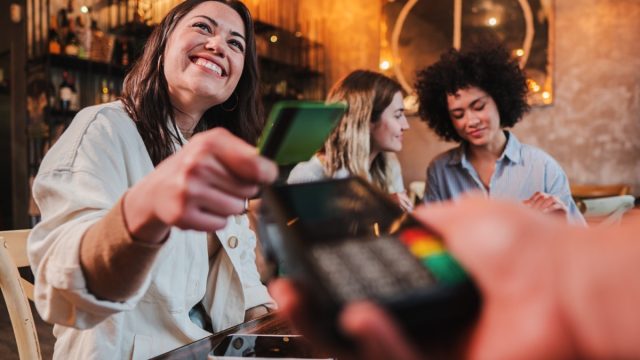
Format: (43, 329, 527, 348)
(415, 45, 530, 143)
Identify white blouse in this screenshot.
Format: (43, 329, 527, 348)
(28, 101, 274, 359)
(287, 154, 406, 193)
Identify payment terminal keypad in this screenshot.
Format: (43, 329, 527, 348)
(309, 227, 467, 302)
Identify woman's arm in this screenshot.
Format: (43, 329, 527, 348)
(423, 162, 444, 203)
(79, 128, 277, 302)
(542, 157, 586, 225)
(287, 155, 327, 184)
(79, 194, 164, 302)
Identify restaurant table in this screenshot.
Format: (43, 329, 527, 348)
(151, 312, 298, 359)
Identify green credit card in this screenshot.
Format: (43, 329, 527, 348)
(257, 101, 347, 165)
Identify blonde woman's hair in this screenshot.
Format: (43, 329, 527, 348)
(322, 70, 403, 192)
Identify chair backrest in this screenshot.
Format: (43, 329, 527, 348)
(0, 229, 42, 360)
(409, 181, 426, 205)
(571, 183, 631, 199)
(580, 195, 636, 227)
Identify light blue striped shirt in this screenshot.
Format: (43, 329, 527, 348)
(424, 132, 586, 225)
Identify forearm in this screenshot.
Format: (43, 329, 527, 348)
(559, 220, 640, 358)
(80, 195, 164, 302)
(245, 304, 270, 321)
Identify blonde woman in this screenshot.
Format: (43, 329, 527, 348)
(287, 70, 412, 211)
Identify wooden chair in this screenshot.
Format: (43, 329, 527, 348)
(579, 195, 636, 227)
(571, 184, 635, 226)
(408, 180, 426, 205)
(0, 229, 42, 360)
(571, 184, 631, 199)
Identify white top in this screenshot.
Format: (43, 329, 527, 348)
(28, 101, 274, 359)
(287, 154, 406, 193)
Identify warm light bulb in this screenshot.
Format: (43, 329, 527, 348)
(80, 6, 90, 13)
(527, 79, 541, 92)
(542, 91, 550, 99)
(379, 60, 391, 70)
(515, 49, 525, 57)
(270, 35, 278, 43)
(488, 17, 498, 26)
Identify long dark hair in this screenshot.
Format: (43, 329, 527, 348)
(121, 0, 263, 165)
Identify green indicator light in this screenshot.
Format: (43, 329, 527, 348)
(422, 253, 467, 284)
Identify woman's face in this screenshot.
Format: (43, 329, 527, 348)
(447, 86, 502, 147)
(370, 91, 409, 153)
(163, 1, 246, 111)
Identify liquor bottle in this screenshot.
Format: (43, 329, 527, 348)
(59, 71, 75, 111)
(49, 28, 62, 55)
(75, 15, 90, 59)
(64, 19, 80, 56)
(47, 80, 56, 111)
(121, 41, 130, 67)
(48, 15, 62, 55)
(108, 80, 117, 102)
(69, 74, 80, 111)
(57, 9, 70, 49)
(100, 78, 110, 103)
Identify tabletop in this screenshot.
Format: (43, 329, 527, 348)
(151, 313, 296, 359)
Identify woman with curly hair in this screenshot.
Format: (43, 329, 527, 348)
(415, 45, 584, 224)
(287, 70, 413, 211)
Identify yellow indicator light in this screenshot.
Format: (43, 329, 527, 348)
(410, 240, 443, 258)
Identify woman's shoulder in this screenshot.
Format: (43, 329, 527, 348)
(74, 101, 132, 129)
(287, 155, 327, 184)
(428, 145, 462, 170)
(517, 141, 562, 167)
(38, 101, 140, 173)
(59, 101, 134, 139)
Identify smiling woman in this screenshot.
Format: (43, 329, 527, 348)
(27, 1, 277, 359)
(123, 0, 263, 164)
(163, 2, 247, 135)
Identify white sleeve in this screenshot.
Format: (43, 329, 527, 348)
(203, 215, 275, 332)
(230, 215, 275, 311)
(28, 107, 151, 329)
(286, 156, 327, 184)
(386, 153, 406, 193)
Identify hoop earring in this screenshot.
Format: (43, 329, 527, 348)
(221, 93, 238, 112)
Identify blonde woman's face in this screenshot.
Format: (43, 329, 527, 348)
(163, 1, 246, 110)
(370, 91, 409, 153)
